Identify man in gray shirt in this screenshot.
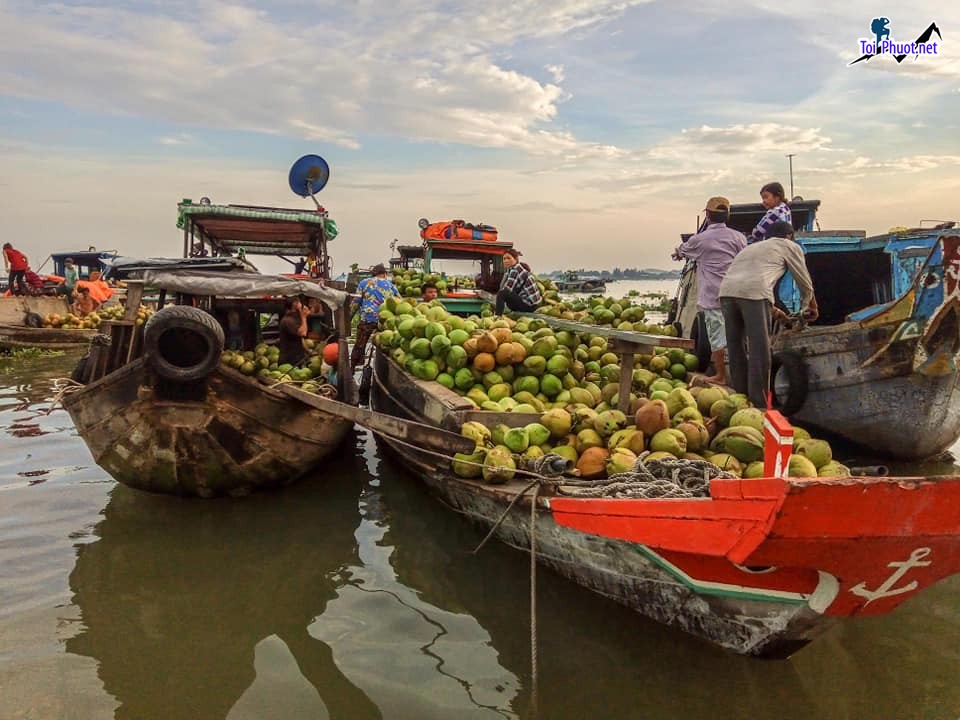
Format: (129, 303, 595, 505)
(674, 196, 746, 384)
(718, 221, 819, 408)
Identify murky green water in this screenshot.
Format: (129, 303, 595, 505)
(2, 353, 960, 720)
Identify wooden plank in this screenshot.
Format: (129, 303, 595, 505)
(516, 313, 693, 349)
(277, 383, 475, 455)
(124, 281, 144, 321)
(618, 352, 634, 413)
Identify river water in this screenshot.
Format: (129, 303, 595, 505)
(2, 291, 960, 719)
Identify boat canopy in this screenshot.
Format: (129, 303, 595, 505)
(140, 270, 349, 309)
(103, 256, 250, 279)
(177, 203, 338, 257)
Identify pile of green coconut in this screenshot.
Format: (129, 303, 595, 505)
(452, 385, 850, 484)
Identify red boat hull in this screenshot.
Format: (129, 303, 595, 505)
(547, 475, 960, 620)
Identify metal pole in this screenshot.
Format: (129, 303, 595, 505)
(786, 154, 796, 199)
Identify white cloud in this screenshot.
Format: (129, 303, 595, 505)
(649, 123, 834, 160)
(0, 0, 649, 159)
(545, 64, 566, 83)
(157, 134, 192, 146)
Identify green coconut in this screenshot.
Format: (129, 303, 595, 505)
(551, 445, 579, 464)
(593, 410, 628, 437)
(794, 439, 833, 469)
(452, 447, 487, 478)
(504, 429, 530, 454)
(695, 387, 727, 415)
(710, 426, 765, 464)
(709, 453, 743, 476)
(817, 460, 852, 477)
(728, 408, 765, 432)
(665, 388, 697, 417)
(709, 399, 737, 427)
(675, 422, 710, 454)
(743, 461, 766, 478)
(525, 423, 551, 447)
(577, 428, 605, 451)
(482, 446, 517, 484)
(541, 408, 572, 438)
(606, 448, 638, 476)
(787, 454, 818, 478)
(461, 421, 491, 447)
(649, 428, 687, 457)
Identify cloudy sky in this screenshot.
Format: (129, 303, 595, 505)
(1, 0, 957, 274)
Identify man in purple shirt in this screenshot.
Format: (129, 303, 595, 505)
(674, 196, 747, 384)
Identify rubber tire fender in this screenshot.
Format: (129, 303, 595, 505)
(24, 311, 44, 328)
(689, 312, 712, 373)
(143, 305, 224, 382)
(770, 351, 808, 416)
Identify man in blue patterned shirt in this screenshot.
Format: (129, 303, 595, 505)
(350, 264, 399, 368)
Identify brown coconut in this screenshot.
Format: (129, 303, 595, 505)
(576, 447, 611, 479)
(635, 399, 670, 437)
(476, 332, 499, 354)
(491, 327, 514, 346)
(510, 342, 528, 362)
(473, 352, 496, 373)
(463, 337, 479, 359)
(494, 343, 516, 366)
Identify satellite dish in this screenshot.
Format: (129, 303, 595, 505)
(289, 155, 331, 200)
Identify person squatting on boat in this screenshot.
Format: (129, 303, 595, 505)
(718, 221, 818, 408)
(749, 182, 792, 244)
(278, 297, 311, 366)
(673, 196, 746, 385)
(496, 248, 542, 315)
(3, 242, 29, 296)
(72, 287, 102, 317)
(351, 264, 399, 369)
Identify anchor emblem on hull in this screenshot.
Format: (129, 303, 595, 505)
(850, 547, 932, 605)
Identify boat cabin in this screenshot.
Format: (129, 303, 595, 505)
(49, 250, 117, 280)
(389, 245, 425, 271)
(418, 236, 512, 316)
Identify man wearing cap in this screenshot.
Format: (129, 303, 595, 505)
(673, 197, 746, 385)
(718, 220, 818, 408)
(350, 264, 399, 369)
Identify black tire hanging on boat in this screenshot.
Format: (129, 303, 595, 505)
(71, 353, 90, 384)
(770, 351, 808, 416)
(24, 312, 44, 328)
(143, 305, 224, 382)
(690, 312, 712, 372)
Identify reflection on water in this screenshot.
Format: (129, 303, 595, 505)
(1, 352, 960, 720)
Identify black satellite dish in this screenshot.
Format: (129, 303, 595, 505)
(289, 154, 330, 208)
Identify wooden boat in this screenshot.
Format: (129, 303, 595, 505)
(554, 272, 606, 293)
(670, 199, 960, 459)
(0, 323, 97, 350)
(370, 347, 960, 658)
(63, 269, 356, 497)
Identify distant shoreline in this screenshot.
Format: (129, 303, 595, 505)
(541, 269, 681, 280)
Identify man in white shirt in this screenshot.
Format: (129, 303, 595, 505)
(718, 221, 818, 407)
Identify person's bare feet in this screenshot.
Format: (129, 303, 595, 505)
(703, 374, 726, 385)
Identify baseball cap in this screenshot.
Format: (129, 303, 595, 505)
(704, 196, 730, 213)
